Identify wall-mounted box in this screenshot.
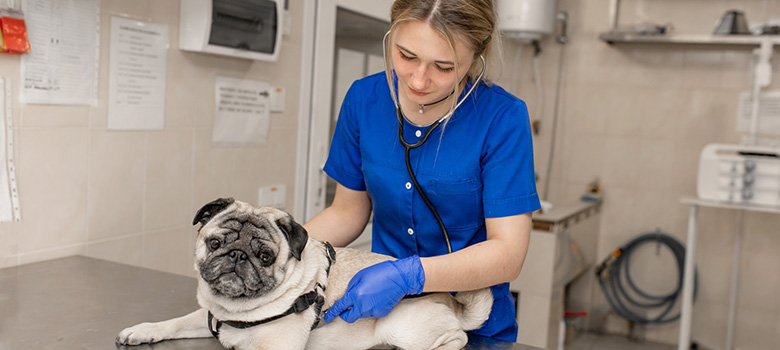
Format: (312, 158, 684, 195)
(179, 0, 283, 61)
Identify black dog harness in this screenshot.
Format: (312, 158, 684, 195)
(208, 242, 337, 338)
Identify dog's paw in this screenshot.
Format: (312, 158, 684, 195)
(115, 323, 166, 345)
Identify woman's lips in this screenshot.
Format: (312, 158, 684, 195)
(408, 87, 429, 97)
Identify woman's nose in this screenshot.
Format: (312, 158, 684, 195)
(410, 64, 430, 90)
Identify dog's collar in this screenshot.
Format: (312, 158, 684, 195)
(323, 241, 336, 273)
(208, 242, 337, 338)
(208, 286, 325, 338)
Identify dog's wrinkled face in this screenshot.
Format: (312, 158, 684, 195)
(200, 212, 281, 298)
(192, 198, 308, 300)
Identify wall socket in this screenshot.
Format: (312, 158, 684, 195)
(258, 185, 286, 209)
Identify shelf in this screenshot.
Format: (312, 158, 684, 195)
(599, 32, 780, 47)
(681, 196, 780, 214)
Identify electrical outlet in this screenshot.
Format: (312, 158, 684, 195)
(258, 185, 286, 209)
(270, 87, 285, 112)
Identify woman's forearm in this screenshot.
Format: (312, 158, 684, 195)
(420, 213, 532, 292)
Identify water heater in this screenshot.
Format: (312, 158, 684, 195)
(497, 0, 557, 41)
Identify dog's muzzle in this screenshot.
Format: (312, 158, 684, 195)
(202, 248, 273, 298)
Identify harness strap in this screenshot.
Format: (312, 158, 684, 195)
(323, 241, 336, 275)
(208, 242, 337, 338)
(403, 292, 433, 299)
(207, 310, 221, 338)
(209, 287, 325, 337)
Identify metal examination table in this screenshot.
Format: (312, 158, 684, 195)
(0, 256, 548, 350)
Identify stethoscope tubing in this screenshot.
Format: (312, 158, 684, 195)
(395, 55, 485, 149)
(385, 28, 487, 254)
(402, 142, 452, 253)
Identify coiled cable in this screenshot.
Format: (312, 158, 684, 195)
(595, 230, 698, 325)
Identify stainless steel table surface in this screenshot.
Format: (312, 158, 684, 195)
(0, 256, 547, 350)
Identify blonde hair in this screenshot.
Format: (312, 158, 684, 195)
(383, 0, 501, 113)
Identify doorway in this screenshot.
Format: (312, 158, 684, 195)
(325, 9, 388, 206)
(295, 0, 390, 224)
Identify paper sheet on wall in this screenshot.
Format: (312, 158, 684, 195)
(0, 78, 21, 222)
(107, 17, 168, 130)
(737, 90, 780, 135)
(19, 0, 99, 106)
(213, 77, 271, 144)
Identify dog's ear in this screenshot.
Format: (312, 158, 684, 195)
(276, 215, 308, 261)
(193, 198, 235, 226)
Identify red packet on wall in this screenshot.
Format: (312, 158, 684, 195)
(0, 9, 30, 54)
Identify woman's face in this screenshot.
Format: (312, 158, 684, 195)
(391, 21, 475, 108)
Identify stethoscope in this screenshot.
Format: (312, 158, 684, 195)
(382, 31, 487, 254)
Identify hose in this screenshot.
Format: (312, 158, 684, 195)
(595, 230, 698, 325)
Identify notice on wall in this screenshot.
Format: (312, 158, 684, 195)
(0, 78, 21, 222)
(107, 17, 168, 130)
(737, 90, 780, 135)
(213, 76, 271, 144)
(20, 0, 100, 106)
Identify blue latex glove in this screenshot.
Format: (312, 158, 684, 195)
(324, 255, 425, 323)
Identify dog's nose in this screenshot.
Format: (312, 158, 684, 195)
(228, 250, 248, 262)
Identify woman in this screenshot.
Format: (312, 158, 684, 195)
(304, 0, 540, 341)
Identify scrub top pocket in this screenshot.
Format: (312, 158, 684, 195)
(426, 177, 483, 231)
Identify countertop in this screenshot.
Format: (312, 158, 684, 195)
(531, 200, 601, 233)
(0, 256, 547, 350)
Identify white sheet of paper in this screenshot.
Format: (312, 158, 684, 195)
(20, 0, 99, 106)
(737, 90, 780, 135)
(107, 17, 169, 130)
(0, 78, 20, 222)
(0, 78, 10, 222)
(213, 77, 271, 144)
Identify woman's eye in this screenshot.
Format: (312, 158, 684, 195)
(399, 51, 415, 61)
(209, 239, 221, 251)
(398, 49, 453, 72)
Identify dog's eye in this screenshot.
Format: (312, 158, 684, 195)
(209, 239, 221, 251)
(258, 253, 272, 265)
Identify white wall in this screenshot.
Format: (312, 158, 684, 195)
(495, 0, 780, 348)
(0, 0, 305, 278)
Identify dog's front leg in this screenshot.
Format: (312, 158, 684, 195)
(116, 308, 212, 345)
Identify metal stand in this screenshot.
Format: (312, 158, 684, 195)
(678, 197, 780, 350)
(678, 204, 697, 350)
(725, 211, 744, 350)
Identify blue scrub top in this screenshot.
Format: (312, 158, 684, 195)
(324, 72, 541, 341)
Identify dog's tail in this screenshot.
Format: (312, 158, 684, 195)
(452, 288, 493, 331)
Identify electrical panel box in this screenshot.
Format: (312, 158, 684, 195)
(179, 0, 283, 61)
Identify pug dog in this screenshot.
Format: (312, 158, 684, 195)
(116, 198, 493, 350)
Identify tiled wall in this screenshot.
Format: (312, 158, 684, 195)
(0, 0, 778, 348)
(498, 0, 779, 348)
(0, 0, 304, 278)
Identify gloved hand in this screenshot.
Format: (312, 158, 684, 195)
(323, 255, 425, 323)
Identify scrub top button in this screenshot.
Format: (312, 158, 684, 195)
(405, 182, 412, 190)
(415, 130, 422, 137)
(407, 228, 414, 235)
